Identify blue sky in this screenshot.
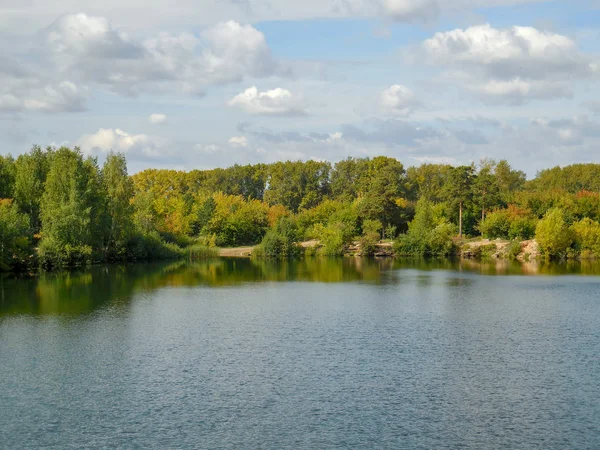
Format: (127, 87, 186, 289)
(0, 0, 599, 176)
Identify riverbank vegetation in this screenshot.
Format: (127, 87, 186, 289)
(1, 146, 600, 271)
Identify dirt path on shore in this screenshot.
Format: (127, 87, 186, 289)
(218, 247, 254, 257)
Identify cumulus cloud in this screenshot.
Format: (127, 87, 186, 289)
(380, 84, 419, 116)
(46, 13, 142, 59)
(43, 14, 280, 95)
(149, 113, 167, 124)
(0, 79, 88, 113)
(419, 24, 597, 104)
(77, 128, 166, 160)
(228, 86, 307, 116)
(228, 135, 249, 147)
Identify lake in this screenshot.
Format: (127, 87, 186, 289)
(1, 258, 599, 449)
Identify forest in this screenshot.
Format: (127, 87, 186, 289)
(1, 145, 600, 271)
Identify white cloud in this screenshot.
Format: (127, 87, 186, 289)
(46, 13, 142, 58)
(77, 128, 165, 159)
(470, 79, 573, 105)
(228, 135, 249, 147)
(0, 79, 88, 113)
(419, 24, 597, 104)
(228, 86, 307, 116)
(422, 24, 586, 77)
(43, 14, 280, 95)
(380, 84, 419, 116)
(149, 113, 167, 124)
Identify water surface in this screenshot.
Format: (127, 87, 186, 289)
(1, 258, 599, 448)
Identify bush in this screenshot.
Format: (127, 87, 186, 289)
(535, 208, 574, 259)
(255, 217, 301, 258)
(359, 219, 382, 256)
(479, 210, 510, 239)
(126, 232, 183, 261)
(393, 199, 456, 257)
(571, 218, 600, 258)
(479, 207, 537, 240)
(315, 221, 354, 256)
(508, 217, 537, 240)
(428, 223, 457, 256)
(38, 238, 93, 269)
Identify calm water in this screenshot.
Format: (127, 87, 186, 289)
(1, 258, 599, 449)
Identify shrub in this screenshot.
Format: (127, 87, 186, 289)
(314, 221, 354, 256)
(508, 217, 537, 240)
(479, 207, 537, 240)
(479, 210, 510, 239)
(535, 208, 574, 259)
(126, 232, 182, 261)
(428, 223, 457, 256)
(255, 217, 301, 258)
(38, 238, 93, 269)
(571, 218, 600, 258)
(393, 199, 456, 257)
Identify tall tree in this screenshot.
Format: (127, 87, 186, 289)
(357, 156, 409, 232)
(495, 159, 526, 202)
(0, 154, 16, 199)
(444, 165, 475, 238)
(14, 146, 52, 232)
(39, 147, 105, 265)
(0, 199, 31, 271)
(474, 160, 501, 230)
(102, 152, 134, 259)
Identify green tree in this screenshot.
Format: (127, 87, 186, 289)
(495, 159, 525, 202)
(444, 165, 475, 238)
(571, 218, 600, 258)
(256, 217, 300, 258)
(264, 161, 331, 213)
(0, 199, 31, 270)
(535, 208, 574, 259)
(357, 156, 409, 230)
(14, 146, 52, 232)
(102, 152, 134, 260)
(474, 160, 501, 229)
(39, 147, 105, 267)
(0, 154, 16, 199)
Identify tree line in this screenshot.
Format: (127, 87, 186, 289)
(1, 146, 600, 271)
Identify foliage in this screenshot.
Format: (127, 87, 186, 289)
(479, 206, 537, 240)
(571, 218, 600, 258)
(313, 221, 355, 256)
(5, 144, 600, 271)
(39, 148, 106, 268)
(0, 199, 32, 270)
(204, 193, 269, 246)
(393, 198, 457, 256)
(255, 217, 301, 258)
(535, 208, 574, 259)
(359, 219, 382, 256)
(102, 153, 135, 260)
(13, 146, 51, 231)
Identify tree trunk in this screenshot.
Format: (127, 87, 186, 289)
(459, 201, 463, 239)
